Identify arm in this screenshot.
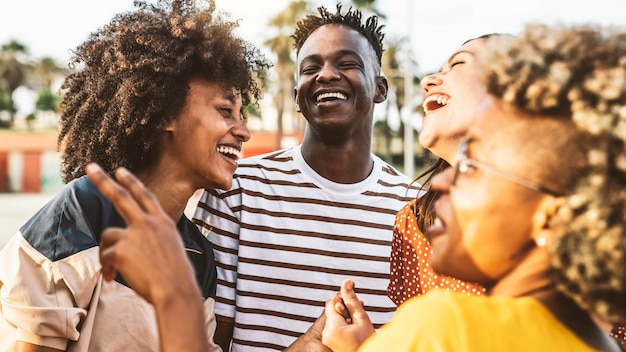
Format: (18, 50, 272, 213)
(322, 279, 375, 352)
(193, 186, 243, 350)
(86, 163, 209, 352)
(284, 312, 332, 352)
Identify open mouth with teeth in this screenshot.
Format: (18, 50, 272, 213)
(316, 92, 347, 103)
(217, 145, 241, 162)
(422, 94, 450, 113)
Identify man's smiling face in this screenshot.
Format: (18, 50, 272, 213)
(293, 24, 386, 135)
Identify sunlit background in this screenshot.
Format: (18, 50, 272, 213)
(1, 0, 625, 244)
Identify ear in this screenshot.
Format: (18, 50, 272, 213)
(531, 195, 566, 247)
(293, 87, 301, 112)
(374, 76, 388, 104)
(163, 117, 177, 132)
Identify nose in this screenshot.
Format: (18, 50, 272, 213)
(316, 63, 340, 83)
(233, 120, 251, 142)
(430, 166, 455, 194)
(421, 72, 443, 93)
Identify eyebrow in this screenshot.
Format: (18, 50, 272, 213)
(299, 49, 364, 65)
(444, 50, 477, 68)
(221, 89, 241, 104)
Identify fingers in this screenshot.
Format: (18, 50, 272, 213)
(339, 280, 369, 324)
(333, 294, 353, 324)
(324, 295, 348, 327)
(99, 228, 125, 281)
(322, 280, 376, 351)
(86, 163, 163, 226)
(86, 163, 145, 225)
(305, 311, 327, 342)
(111, 166, 163, 216)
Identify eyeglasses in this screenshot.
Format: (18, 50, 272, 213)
(453, 138, 561, 196)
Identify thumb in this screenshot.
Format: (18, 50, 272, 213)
(339, 279, 370, 325)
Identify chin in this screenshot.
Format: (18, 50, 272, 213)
(418, 132, 436, 150)
(203, 175, 232, 191)
(217, 177, 233, 191)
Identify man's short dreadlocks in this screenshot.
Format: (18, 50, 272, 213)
(291, 4, 385, 65)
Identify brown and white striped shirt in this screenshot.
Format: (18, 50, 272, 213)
(193, 145, 420, 351)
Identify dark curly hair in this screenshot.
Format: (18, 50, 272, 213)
(291, 3, 385, 65)
(57, 0, 271, 182)
(481, 24, 626, 325)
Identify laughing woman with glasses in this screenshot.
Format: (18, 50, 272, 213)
(322, 24, 626, 352)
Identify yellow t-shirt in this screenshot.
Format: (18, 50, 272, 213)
(359, 289, 596, 352)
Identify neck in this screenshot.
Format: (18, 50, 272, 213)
(488, 246, 620, 351)
(300, 139, 373, 184)
(488, 246, 553, 298)
(135, 166, 196, 222)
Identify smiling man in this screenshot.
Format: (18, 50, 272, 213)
(193, 4, 419, 351)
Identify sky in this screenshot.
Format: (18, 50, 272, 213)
(2, 0, 625, 75)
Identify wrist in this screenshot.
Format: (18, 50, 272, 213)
(151, 271, 201, 310)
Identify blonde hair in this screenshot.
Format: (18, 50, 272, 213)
(481, 24, 626, 325)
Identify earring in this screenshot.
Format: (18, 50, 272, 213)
(535, 237, 547, 247)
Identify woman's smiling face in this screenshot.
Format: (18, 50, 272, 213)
(163, 78, 250, 191)
(419, 38, 490, 163)
(426, 98, 555, 287)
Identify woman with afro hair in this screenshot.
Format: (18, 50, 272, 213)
(0, 0, 270, 351)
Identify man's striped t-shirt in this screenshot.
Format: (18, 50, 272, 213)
(193, 145, 420, 351)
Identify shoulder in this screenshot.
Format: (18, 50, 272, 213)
(66, 176, 113, 218)
(24, 176, 110, 221)
(397, 290, 557, 331)
(389, 291, 595, 351)
(18, 176, 113, 260)
(393, 200, 417, 227)
(237, 147, 295, 169)
(393, 290, 507, 329)
(398, 199, 417, 216)
(69, 175, 106, 200)
(373, 154, 408, 179)
(373, 155, 421, 189)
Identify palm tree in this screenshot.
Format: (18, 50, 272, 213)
(0, 40, 31, 128)
(32, 57, 66, 130)
(264, 0, 308, 149)
(34, 57, 65, 91)
(380, 36, 406, 162)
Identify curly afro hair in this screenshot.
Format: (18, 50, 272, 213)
(57, 0, 272, 182)
(481, 24, 626, 325)
(291, 3, 385, 66)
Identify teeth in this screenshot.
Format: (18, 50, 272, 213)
(433, 217, 443, 227)
(422, 94, 450, 113)
(316, 92, 347, 102)
(217, 146, 241, 160)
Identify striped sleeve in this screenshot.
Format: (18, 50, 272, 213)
(194, 186, 242, 321)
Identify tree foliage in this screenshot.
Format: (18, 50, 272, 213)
(35, 89, 60, 112)
(0, 39, 30, 127)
